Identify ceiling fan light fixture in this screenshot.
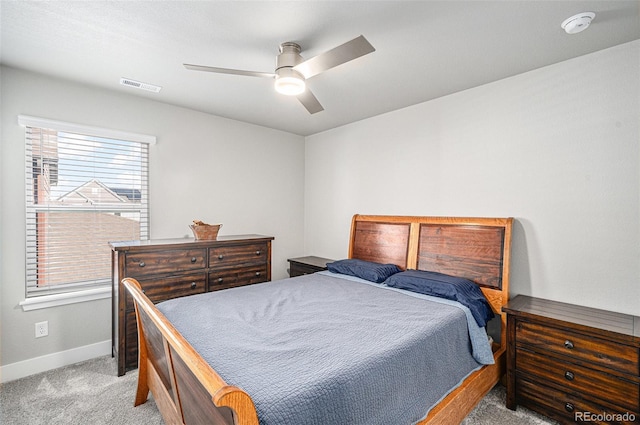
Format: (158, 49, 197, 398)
(275, 68, 305, 96)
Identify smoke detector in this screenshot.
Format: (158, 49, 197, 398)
(561, 12, 595, 34)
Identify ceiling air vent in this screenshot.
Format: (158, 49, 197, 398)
(120, 78, 162, 93)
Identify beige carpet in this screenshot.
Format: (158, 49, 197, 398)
(0, 355, 557, 424)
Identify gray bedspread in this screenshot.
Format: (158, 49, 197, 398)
(157, 272, 487, 425)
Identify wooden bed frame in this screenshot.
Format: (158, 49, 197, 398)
(123, 214, 513, 425)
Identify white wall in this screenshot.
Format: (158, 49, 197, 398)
(0, 66, 305, 373)
(305, 40, 640, 316)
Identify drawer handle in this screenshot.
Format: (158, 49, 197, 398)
(218, 278, 223, 283)
(255, 272, 261, 277)
(218, 255, 224, 260)
(255, 250, 261, 255)
(564, 402, 575, 413)
(138, 261, 145, 267)
(564, 371, 575, 381)
(191, 257, 197, 263)
(190, 282, 197, 289)
(564, 340, 574, 349)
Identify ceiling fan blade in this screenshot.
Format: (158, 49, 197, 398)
(293, 35, 375, 79)
(297, 89, 324, 114)
(183, 63, 275, 78)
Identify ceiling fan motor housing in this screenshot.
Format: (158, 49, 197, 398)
(276, 42, 304, 70)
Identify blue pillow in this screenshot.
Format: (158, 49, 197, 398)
(326, 259, 401, 283)
(385, 270, 495, 327)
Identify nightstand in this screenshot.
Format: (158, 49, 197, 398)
(287, 256, 334, 277)
(503, 295, 640, 424)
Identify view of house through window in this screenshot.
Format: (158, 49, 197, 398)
(25, 124, 149, 297)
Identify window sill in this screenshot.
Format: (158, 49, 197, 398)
(19, 287, 111, 311)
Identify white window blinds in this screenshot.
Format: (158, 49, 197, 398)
(21, 116, 153, 297)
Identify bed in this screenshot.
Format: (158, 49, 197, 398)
(123, 214, 513, 424)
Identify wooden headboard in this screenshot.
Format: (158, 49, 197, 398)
(348, 215, 513, 345)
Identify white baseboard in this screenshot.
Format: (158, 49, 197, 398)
(0, 340, 111, 383)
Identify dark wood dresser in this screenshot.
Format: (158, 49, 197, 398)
(287, 256, 334, 277)
(111, 234, 274, 376)
(504, 295, 640, 424)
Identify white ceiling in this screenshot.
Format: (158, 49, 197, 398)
(2, 1, 639, 136)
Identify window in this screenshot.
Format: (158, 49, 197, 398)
(20, 116, 154, 299)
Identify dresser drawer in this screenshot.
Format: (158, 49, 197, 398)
(517, 377, 640, 424)
(126, 249, 206, 276)
(517, 348, 639, 412)
(516, 320, 639, 376)
(209, 243, 268, 268)
(209, 265, 268, 290)
(125, 272, 207, 310)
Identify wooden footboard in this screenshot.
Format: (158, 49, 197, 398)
(123, 278, 259, 425)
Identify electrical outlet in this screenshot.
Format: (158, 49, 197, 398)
(35, 321, 48, 338)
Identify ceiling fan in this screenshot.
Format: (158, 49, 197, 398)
(183, 35, 375, 114)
